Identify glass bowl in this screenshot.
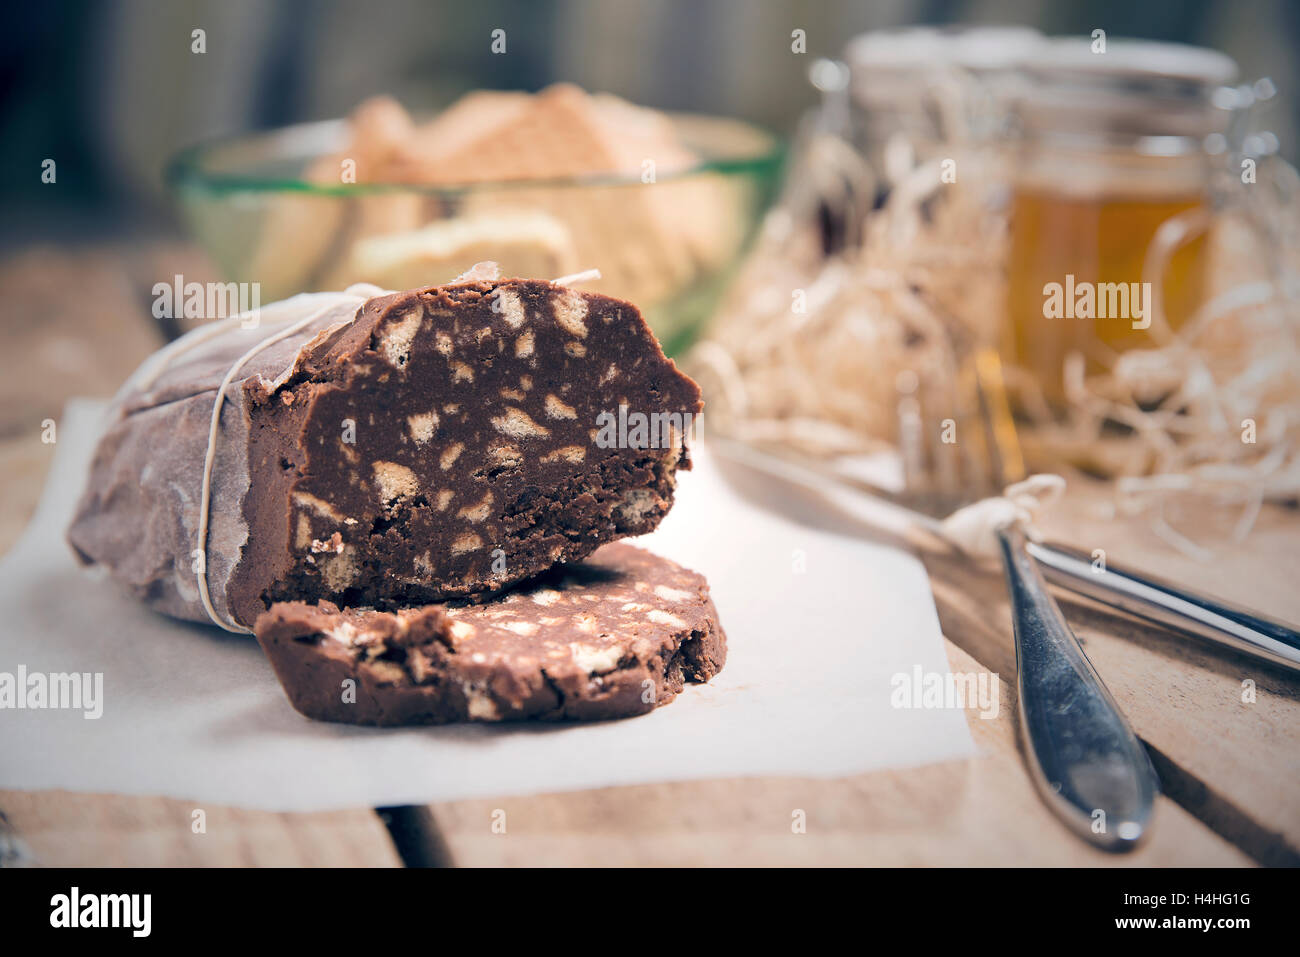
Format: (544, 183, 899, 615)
(166, 113, 784, 355)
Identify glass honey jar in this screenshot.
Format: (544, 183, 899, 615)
(1003, 38, 1237, 408)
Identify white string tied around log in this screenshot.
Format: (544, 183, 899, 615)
(190, 284, 386, 633)
(191, 267, 602, 633)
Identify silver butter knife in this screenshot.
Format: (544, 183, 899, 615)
(998, 525, 1158, 850)
(1024, 541, 1300, 674)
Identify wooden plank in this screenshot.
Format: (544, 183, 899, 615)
(0, 246, 168, 439)
(0, 243, 191, 552)
(0, 791, 401, 867)
(920, 486, 1300, 865)
(425, 642, 1250, 866)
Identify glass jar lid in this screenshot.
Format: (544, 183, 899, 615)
(845, 25, 1044, 110)
(1014, 38, 1238, 145)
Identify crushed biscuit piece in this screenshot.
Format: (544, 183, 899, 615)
(541, 445, 586, 464)
(408, 411, 439, 445)
(648, 609, 687, 628)
(545, 394, 577, 419)
(463, 682, 500, 720)
(372, 461, 420, 503)
(488, 444, 523, 469)
(494, 288, 527, 329)
(378, 307, 424, 368)
(491, 408, 550, 439)
(451, 531, 483, 555)
(294, 491, 346, 521)
(617, 488, 658, 523)
(653, 585, 692, 602)
(367, 660, 406, 683)
(552, 288, 588, 338)
(320, 546, 360, 590)
(440, 443, 464, 470)
(447, 619, 476, 643)
(514, 329, 535, 358)
(571, 643, 621, 674)
(457, 492, 494, 522)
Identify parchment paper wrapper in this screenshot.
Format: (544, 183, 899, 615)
(66, 289, 381, 629)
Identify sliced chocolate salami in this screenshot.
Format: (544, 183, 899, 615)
(254, 543, 727, 725)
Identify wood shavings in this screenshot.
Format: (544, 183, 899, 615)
(690, 124, 1005, 462)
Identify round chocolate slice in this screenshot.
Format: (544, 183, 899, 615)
(254, 544, 726, 725)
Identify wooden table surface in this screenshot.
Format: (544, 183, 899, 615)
(2, 245, 1296, 867)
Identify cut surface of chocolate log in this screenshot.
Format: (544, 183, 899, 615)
(254, 544, 726, 725)
(68, 278, 700, 630)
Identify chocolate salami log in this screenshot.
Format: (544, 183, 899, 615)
(68, 276, 701, 631)
(254, 543, 726, 725)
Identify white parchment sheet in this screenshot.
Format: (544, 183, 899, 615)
(0, 399, 974, 811)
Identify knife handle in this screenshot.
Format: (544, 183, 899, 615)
(998, 526, 1159, 850)
(1026, 540, 1300, 675)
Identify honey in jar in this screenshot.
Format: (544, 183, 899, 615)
(1002, 39, 1236, 407)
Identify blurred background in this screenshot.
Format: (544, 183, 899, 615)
(2, 0, 1298, 243)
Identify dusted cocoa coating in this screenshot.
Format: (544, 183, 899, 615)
(254, 543, 726, 725)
